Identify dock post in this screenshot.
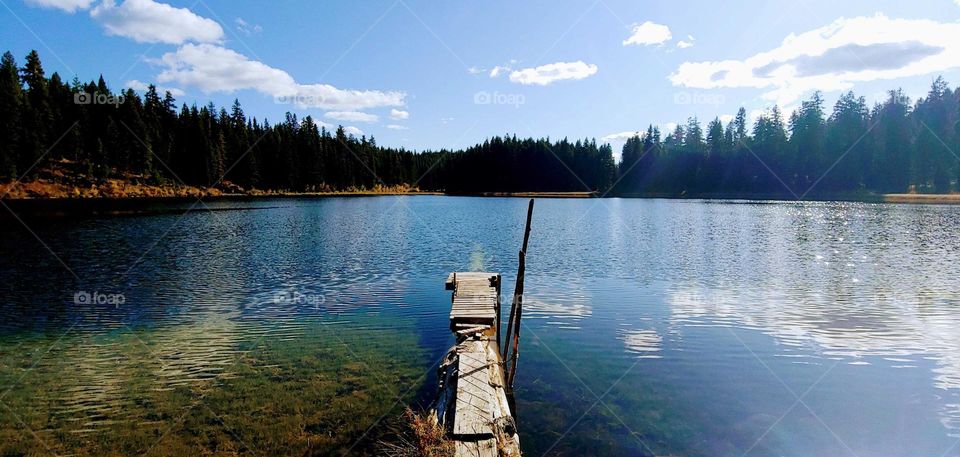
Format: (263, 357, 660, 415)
(503, 199, 534, 386)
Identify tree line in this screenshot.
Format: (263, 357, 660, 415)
(1, 49, 958, 197)
(617, 80, 960, 196)
(0, 50, 615, 194)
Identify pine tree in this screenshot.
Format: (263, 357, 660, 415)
(18, 50, 51, 176)
(0, 52, 22, 178)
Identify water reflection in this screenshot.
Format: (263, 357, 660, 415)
(619, 329, 663, 358)
(667, 285, 960, 386)
(2, 197, 960, 456)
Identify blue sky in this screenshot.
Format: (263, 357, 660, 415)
(2, 0, 960, 155)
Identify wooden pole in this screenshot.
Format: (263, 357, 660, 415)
(495, 274, 502, 349)
(502, 251, 519, 362)
(503, 199, 534, 379)
(521, 199, 534, 253)
(507, 251, 525, 390)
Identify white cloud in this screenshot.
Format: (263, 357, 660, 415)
(24, 0, 92, 13)
(601, 131, 641, 142)
(343, 126, 364, 137)
(235, 17, 262, 36)
(89, 0, 223, 44)
(719, 114, 735, 124)
(157, 44, 291, 93)
(386, 124, 408, 130)
(490, 65, 511, 78)
(509, 61, 598, 86)
(156, 44, 406, 110)
(623, 21, 672, 46)
(124, 79, 185, 97)
(486, 60, 521, 78)
(389, 108, 409, 120)
(677, 35, 695, 49)
(670, 14, 960, 105)
(467, 66, 484, 75)
(324, 111, 378, 123)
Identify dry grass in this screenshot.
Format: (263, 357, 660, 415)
(379, 409, 455, 457)
(883, 193, 960, 204)
(0, 158, 434, 199)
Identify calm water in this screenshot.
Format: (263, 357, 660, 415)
(1, 196, 960, 456)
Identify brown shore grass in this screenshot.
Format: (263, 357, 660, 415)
(882, 193, 960, 204)
(378, 409, 454, 457)
(0, 159, 435, 200)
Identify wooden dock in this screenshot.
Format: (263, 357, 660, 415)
(435, 272, 521, 457)
(429, 200, 533, 457)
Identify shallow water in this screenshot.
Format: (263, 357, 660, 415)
(1, 196, 959, 456)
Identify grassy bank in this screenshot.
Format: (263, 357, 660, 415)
(882, 193, 960, 204)
(0, 159, 436, 201)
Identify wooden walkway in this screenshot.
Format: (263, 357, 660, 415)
(439, 272, 521, 457)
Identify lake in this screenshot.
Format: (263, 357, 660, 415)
(1, 196, 959, 456)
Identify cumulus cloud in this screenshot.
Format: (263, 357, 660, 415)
(89, 0, 223, 44)
(389, 109, 409, 120)
(509, 61, 598, 86)
(324, 111, 378, 123)
(124, 79, 185, 97)
(157, 44, 291, 92)
(24, 0, 93, 13)
(677, 35, 695, 49)
(623, 21, 672, 46)
(670, 14, 960, 105)
(386, 124, 408, 130)
(155, 44, 406, 110)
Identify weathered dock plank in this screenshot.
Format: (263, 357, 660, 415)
(448, 272, 501, 330)
(454, 438, 497, 457)
(454, 342, 494, 436)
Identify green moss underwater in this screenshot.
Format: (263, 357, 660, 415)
(0, 314, 430, 456)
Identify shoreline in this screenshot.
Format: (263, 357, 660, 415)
(3, 188, 960, 219)
(445, 191, 596, 198)
(615, 192, 960, 205)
